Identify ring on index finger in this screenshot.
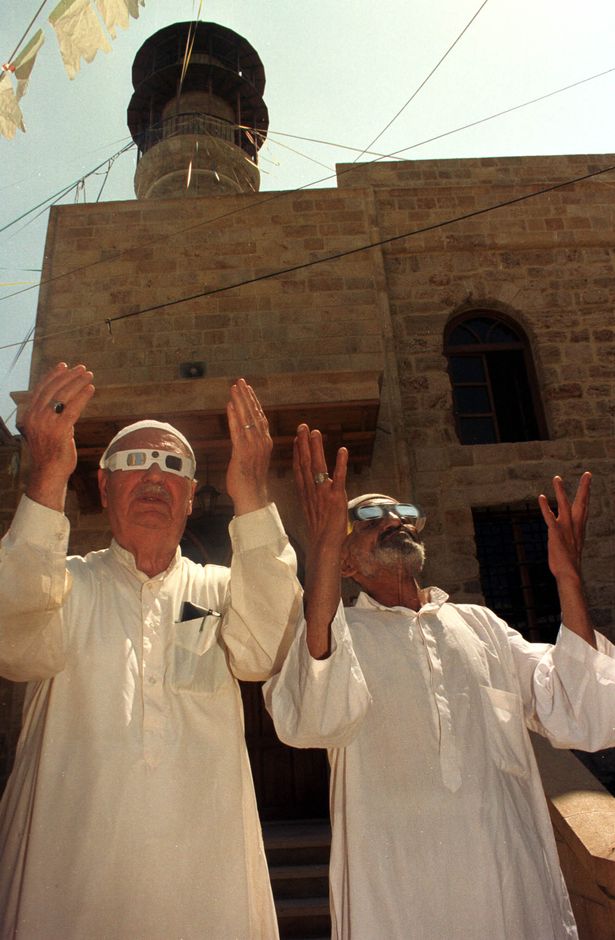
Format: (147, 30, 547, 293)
(314, 472, 329, 485)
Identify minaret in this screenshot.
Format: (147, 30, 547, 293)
(127, 21, 269, 199)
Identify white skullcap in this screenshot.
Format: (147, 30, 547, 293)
(99, 420, 196, 469)
(347, 493, 396, 510)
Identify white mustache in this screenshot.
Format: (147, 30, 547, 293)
(378, 526, 420, 546)
(136, 485, 170, 503)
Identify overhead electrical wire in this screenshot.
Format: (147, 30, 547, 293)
(1, 160, 613, 356)
(263, 134, 334, 171)
(268, 66, 615, 161)
(353, 0, 490, 163)
(7, 323, 35, 372)
(1, 0, 50, 71)
(0, 140, 134, 237)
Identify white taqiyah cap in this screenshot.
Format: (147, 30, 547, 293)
(99, 420, 196, 469)
(347, 493, 396, 510)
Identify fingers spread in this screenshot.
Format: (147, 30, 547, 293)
(24, 363, 94, 435)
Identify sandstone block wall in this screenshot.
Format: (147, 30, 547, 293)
(8, 152, 614, 632)
(335, 155, 614, 630)
(31, 190, 386, 385)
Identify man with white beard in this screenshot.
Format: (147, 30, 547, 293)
(265, 423, 615, 940)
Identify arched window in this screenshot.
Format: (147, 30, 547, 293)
(444, 312, 547, 445)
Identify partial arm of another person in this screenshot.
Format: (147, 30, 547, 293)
(0, 363, 95, 680)
(538, 471, 596, 648)
(263, 426, 371, 748)
(512, 473, 615, 749)
(220, 379, 302, 679)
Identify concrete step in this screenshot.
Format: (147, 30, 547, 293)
(263, 819, 331, 867)
(269, 862, 329, 899)
(263, 820, 331, 939)
(275, 896, 331, 940)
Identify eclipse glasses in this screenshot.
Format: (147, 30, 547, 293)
(348, 502, 426, 532)
(100, 449, 196, 480)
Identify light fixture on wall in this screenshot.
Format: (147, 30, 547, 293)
(179, 361, 205, 379)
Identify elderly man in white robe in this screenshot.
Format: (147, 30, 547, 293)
(264, 424, 615, 940)
(0, 362, 301, 940)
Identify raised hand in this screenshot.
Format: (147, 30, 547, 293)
(293, 424, 348, 553)
(19, 362, 95, 511)
(538, 472, 595, 647)
(293, 424, 348, 658)
(226, 378, 272, 515)
(538, 472, 591, 580)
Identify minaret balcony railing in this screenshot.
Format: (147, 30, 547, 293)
(135, 112, 258, 163)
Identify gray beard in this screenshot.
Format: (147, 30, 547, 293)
(373, 531, 426, 576)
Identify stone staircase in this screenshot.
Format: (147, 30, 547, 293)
(263, 819, 331, 940)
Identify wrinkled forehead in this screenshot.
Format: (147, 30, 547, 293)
(106, 429, 192, 459)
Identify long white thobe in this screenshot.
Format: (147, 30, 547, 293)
(0, 496, 301, 940)
(264, 588, 615, 940)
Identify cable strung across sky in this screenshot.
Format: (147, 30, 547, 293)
(1, 158, 613, 355)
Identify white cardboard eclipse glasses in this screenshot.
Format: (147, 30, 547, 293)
(100, 449, 196, 480)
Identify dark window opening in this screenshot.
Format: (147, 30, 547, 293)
(473, 505, 560, 644)
(445, 312, 547, 445)
(473, 505, 615, 795)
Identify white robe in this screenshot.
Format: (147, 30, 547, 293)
(0, 496, 301, 940)
(264, 588, 615, 940)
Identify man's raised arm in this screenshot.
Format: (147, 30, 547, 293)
(19, 361, 95, 512)
(293, 424, 348, 660)
(225, 377, 273, 516)
(538, 471, 596, 649)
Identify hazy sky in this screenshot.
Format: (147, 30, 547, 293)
(2, 0, 615, 428)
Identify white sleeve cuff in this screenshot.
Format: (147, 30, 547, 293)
(9, 495, 69, 549)
(229, 503, 286, 553)
(557, 623, 615, 668)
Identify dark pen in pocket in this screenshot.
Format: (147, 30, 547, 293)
(177, 601, 222, 633)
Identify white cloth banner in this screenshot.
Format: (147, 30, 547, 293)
(125, 0, 146, 19)
(0, 79, 25, 139)
(49, 0, 112, 80)
(12, 29, 45, 100)
(95, 0, 133, 39)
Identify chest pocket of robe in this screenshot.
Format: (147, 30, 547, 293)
(479, 686, 531, 779)
(170, 617, 231, 695)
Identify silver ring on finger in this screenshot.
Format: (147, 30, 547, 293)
(52, 401, 65, 414)
(314, 472, 329, 485)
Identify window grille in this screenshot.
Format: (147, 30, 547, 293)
(472, 504, 560, 643)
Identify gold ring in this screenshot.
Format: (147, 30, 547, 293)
(243, 423, 255, 430)
(314, 472, 329, 485)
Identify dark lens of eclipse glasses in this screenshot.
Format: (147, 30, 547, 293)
(352, 503, 425, 530)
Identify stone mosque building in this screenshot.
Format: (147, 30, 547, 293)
(1, 20, 614, 938)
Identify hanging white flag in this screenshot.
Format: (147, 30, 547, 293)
(125, 0, 146, 19)
(49, 0, 111, 80)
(12, 29, 45, 100)
(0, 78, 25, 139)
(95, 0, 129, 39)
